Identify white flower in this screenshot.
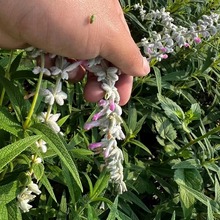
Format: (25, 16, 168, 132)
(36, 139, 47, 153)
(50, 66, 62, 76)
(17, 188, 36, 213)
(38, 112, 61, 133)
(41, 82, 67, 106)
(84, 58, 127, 194)
(28, 181, 41, 195)
(41, 88, 55, 105)
(33, 66, 51, 76)
(54, 82, 67, 106)
(61, 60, 84, 80)
(18, 199, 33, 213)
(17, 182, 41, 212)
(31, 155, 42, 164)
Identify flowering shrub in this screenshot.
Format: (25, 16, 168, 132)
(0, 0, 220, 219)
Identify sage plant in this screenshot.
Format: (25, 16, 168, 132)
(83, 58, 127, 194)
(134, 6, 220, 61)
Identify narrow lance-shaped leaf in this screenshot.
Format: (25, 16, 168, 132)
(30, 123, 83, 191)
(0, 135, 41, 171)
(90, 169, 109, 201)
(0, 107, 22, 137)
(0, 74, 30, 122)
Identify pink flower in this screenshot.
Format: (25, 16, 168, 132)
(89, 142, 103, 150)
(184, 43, 190, 47)
(99, 99, 107, 106)
(194, 37, 202, 44)
(160, 47, 167, 53)
(161, 54, 168, 59)
(109, 100, 116, 111)
(93, 112, 103, 121)
(84, 121, 100, 130)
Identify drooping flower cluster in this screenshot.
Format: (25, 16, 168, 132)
(134, 6, 220, 61)
(18, 49, 84, 212)
(17, 181, 41, 213)
(26, 48, 83, 134)
(17, 153, 43, 213)
(83, 58, 127, 194)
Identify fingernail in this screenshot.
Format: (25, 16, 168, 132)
(143, 57, 150, 75)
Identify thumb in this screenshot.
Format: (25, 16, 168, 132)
(100, 19, 150, 77)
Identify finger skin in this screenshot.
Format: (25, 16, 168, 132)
(0, 0, 150, 105)
(0, 0, 150, 77)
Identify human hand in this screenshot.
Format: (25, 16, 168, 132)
(0, 0, 150, 105)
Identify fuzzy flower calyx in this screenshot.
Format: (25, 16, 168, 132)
(84, 58, 127, 194)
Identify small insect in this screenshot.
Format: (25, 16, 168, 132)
(89, 14, 96, 24)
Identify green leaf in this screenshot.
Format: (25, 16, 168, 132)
(11, 70, 36, 81)
(30, 123, 83, 191)
(32, 163, 44, 181)
(0, 107, 22, 137)
(83, 173, 94, 198)
(207, 200, 214, 220)
(133, 114, 147, 136)
(185, 103, 201, 124)
(171, 211, 176, 220)
(158, 94, 185, 125)
(127, 104, 137, 132)
(61, 161, 80, 205)
(125, 12, 147, 33)
(172, 159, 201, 169)
(0, 135, 41, 171)
(87, 204, 99, 220)
(0, 75, 30, 122)
(57, 191, 67, 219)
(129, 139, 152, 155)
(214, 175, 220, 202)
(179, 185, 195, 219)
(174, 168, 203, 191)
(179, 184, 220, 213)
(7, 199, 22, 220)
(9, 52, 23, 73)
(0, 181, 18, 206)
(107, 196, 121, 220)
(162, 70, 189, 81)
(120, 191, 151, 213)
(154, 115, 177, 140)
(90, 169, 109, 201)
(57, 115, 70, 127)
(0, 205, 8, 220)
(153, 66, 162, 95)
(40, 174, 57, 203)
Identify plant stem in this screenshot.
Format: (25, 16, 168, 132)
(23, 54, 45, 129)
(0, 50, 14, 106)
(164, 126, 220, 164)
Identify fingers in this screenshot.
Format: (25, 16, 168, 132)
(115, 74, 133, 106)
(84, 73, 133, 106)
(68, 65, 85, 83)
(99, 1, 150, 77)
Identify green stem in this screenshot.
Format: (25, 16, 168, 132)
(164, 126, 220, 163)
(23, 54, 45, 129)
(0, 50, 14, 106)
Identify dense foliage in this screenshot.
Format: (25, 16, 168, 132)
(0, 0, 220, 219)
